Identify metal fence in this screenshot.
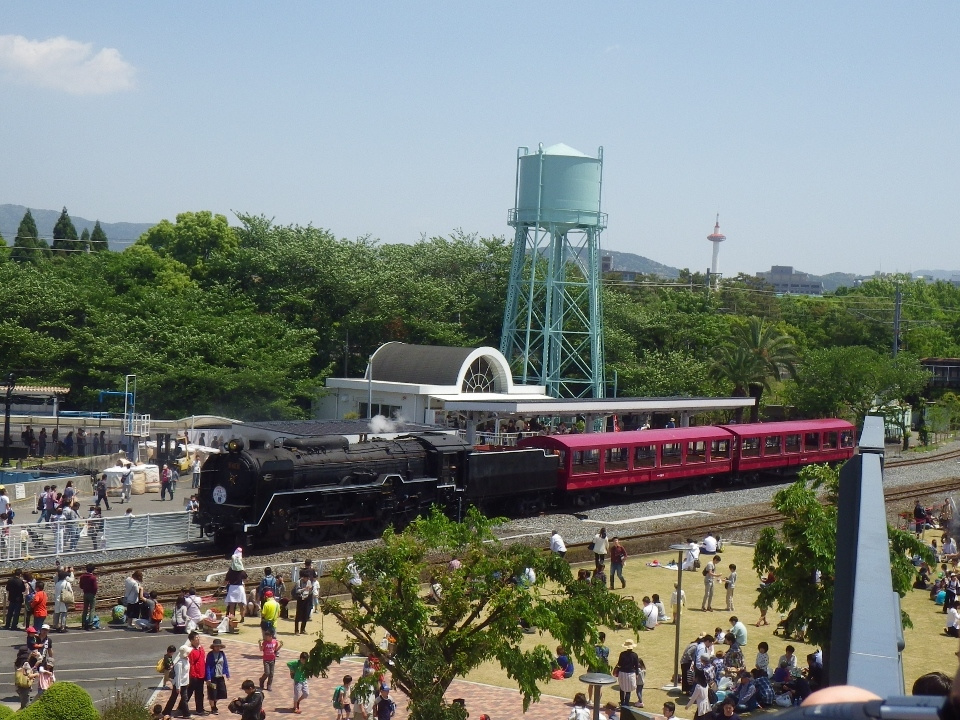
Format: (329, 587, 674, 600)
(0, 511, 204, 561)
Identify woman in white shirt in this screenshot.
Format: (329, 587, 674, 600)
(53, 568, 75, 632)
(946, 600, 960, 637)
(685, 668, 713, 720)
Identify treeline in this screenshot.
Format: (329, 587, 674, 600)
(0, 208, 954, 424)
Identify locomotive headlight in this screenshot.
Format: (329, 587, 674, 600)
(226, 439, 244, 453)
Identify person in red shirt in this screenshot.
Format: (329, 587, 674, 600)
(610, 537, 628, 589)
(185, 631, 207, 714)
(31, 581, 49, 633)
(78, 565, 99, 631)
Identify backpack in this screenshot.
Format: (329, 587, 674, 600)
(259, 575, 277, 600)
(332, 685, 345, 709)
(152, 601, 165, 622)
(703, 568, 709, 576)
(156, 657, 167, 673)
(36, 494, 44, 513)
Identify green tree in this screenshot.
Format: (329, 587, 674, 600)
(11, 208, 50, 263)
(52, 206, 81, 255)
(753, 464, 932, 650)
(79, 227, 91, 252)
(309, 507, 644, 720)
(89, 220, 109, 252)
(138, 210, 237, 272)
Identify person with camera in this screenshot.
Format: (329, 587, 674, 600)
(229, 680, 264, 720)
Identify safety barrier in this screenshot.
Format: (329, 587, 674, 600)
(0, 511, 205, 561)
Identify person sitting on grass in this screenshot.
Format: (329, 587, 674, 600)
(554, 646, 575, 679)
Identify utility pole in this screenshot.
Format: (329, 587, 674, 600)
(892, 283, 902, 358)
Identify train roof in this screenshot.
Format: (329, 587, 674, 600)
(519, 426, 734, 450)
(718, 419, 855, 435)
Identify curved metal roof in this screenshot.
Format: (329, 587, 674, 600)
(369, 343, 476, 385)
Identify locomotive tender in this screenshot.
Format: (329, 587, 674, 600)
(197, 418, 856, 548)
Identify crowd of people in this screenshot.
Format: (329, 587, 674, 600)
(15, 425, 119, 458)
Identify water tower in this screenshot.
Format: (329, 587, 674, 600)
(499, 143, 606, 398)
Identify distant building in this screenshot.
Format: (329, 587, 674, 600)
(757, 265, 824, 295)
(920, 357, 960, 390)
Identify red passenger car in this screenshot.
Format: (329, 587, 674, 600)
(721, 419, 856, 476)
(518, 426, 735, 494)
(517, 418, 857, 498)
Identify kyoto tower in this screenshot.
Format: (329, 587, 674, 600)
(707, 214, 726, 287)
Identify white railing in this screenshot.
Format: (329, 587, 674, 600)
(0, 511, 204, 561)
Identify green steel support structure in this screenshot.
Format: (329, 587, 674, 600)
(499, 144, 607, 398)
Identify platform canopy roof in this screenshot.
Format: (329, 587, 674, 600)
(435, 396, 754, 414)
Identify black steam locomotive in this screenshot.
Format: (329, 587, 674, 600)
(195, 433, 559, 548)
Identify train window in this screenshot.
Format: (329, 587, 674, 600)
(804, 433, 820, 451)
(572, 449, 600, 475)
(661, 443, 682, 466)
(634, 445, 656, 467)
(686, 441, 706, 463)
(710, 439, 730, 460)
(556, 450, 567, 466)
(741, 437, 761, 457)
(785, 434, 801, 453)
(822, 432, 838, 450)
(840, 431, 854, 448)
(764, 436, 782, 455)
(604, 447, 629, 471)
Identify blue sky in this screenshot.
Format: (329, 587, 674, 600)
(2, 3, 958, 276)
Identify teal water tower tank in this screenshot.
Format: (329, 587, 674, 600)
(514, 143, 604, 228)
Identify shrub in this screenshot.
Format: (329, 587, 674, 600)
(16, 682, 97, 720)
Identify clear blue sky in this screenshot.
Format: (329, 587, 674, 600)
(2, 2, 958, 276)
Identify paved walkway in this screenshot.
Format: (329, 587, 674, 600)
(156, 635, 575, 720)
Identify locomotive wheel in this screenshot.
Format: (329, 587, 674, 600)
(298, 524, 331, 544)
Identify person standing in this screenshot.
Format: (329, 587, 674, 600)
(53, 567, 75, 632)
(702, 555, 722, 612)
(192, 456, 202, 489)
(30, 581, 49, 632)
(725, 564, 738, 611)
(76, 428, 86, 457)
(124, 570, 145, 627)
(186, 630, 207, 715)
(5, 568, 27, 630)
(287, 651, 310, 714)
(164, 635, 194, 719)
(372, 685, 395, 720)
(38, 428, 47, 457)
(205, 638, 230, 713)
(614, 639, 641, 707)
(78, 565, 98, 631)
(260, 590, 280, 637)
(592, 528, 609, 570)
(293, 576, 312, 635)
(160, 465, 173, 501)
(171, 465, 180, 496)
(609, 537, 627, 589)
(671, 583, 686, 623)
(121, 464, 133, 504)
(95, 476, 111, 510)
(259, 630, 282, 690)
(225, 550, 248, 620)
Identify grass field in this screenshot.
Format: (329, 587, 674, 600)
(238, 536, 959, 715)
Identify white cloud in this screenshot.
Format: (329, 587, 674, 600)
(0, 34, 136, 95)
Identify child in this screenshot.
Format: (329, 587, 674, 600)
(15, 651, 39, 709)
(259, 630, 283, 691)
(287, 651, 310, 714)
(333, 675, 353, 720)
(160, 645, 177, 689)
(205, 638, 231, 713)
(151, 704, 165, 720)
(36, 657, 55, 697)
(711, 651, 726, 679)
(756, 642, 770, 676)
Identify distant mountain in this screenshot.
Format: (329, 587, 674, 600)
(0, 204, 155, 251)
(601, 249, 681, 278)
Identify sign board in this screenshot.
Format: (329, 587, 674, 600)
(14, 484, 25, 500)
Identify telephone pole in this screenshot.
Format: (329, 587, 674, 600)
(892, 283, 902, 358)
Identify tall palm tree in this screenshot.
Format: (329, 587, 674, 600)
(713, 317, 798, 422)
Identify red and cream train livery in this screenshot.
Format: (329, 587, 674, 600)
(517, 419, 856, 494)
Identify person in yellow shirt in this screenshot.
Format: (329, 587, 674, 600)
(260, 590, 280, 637)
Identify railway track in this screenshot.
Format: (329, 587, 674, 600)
(885, 447, 960, 467)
